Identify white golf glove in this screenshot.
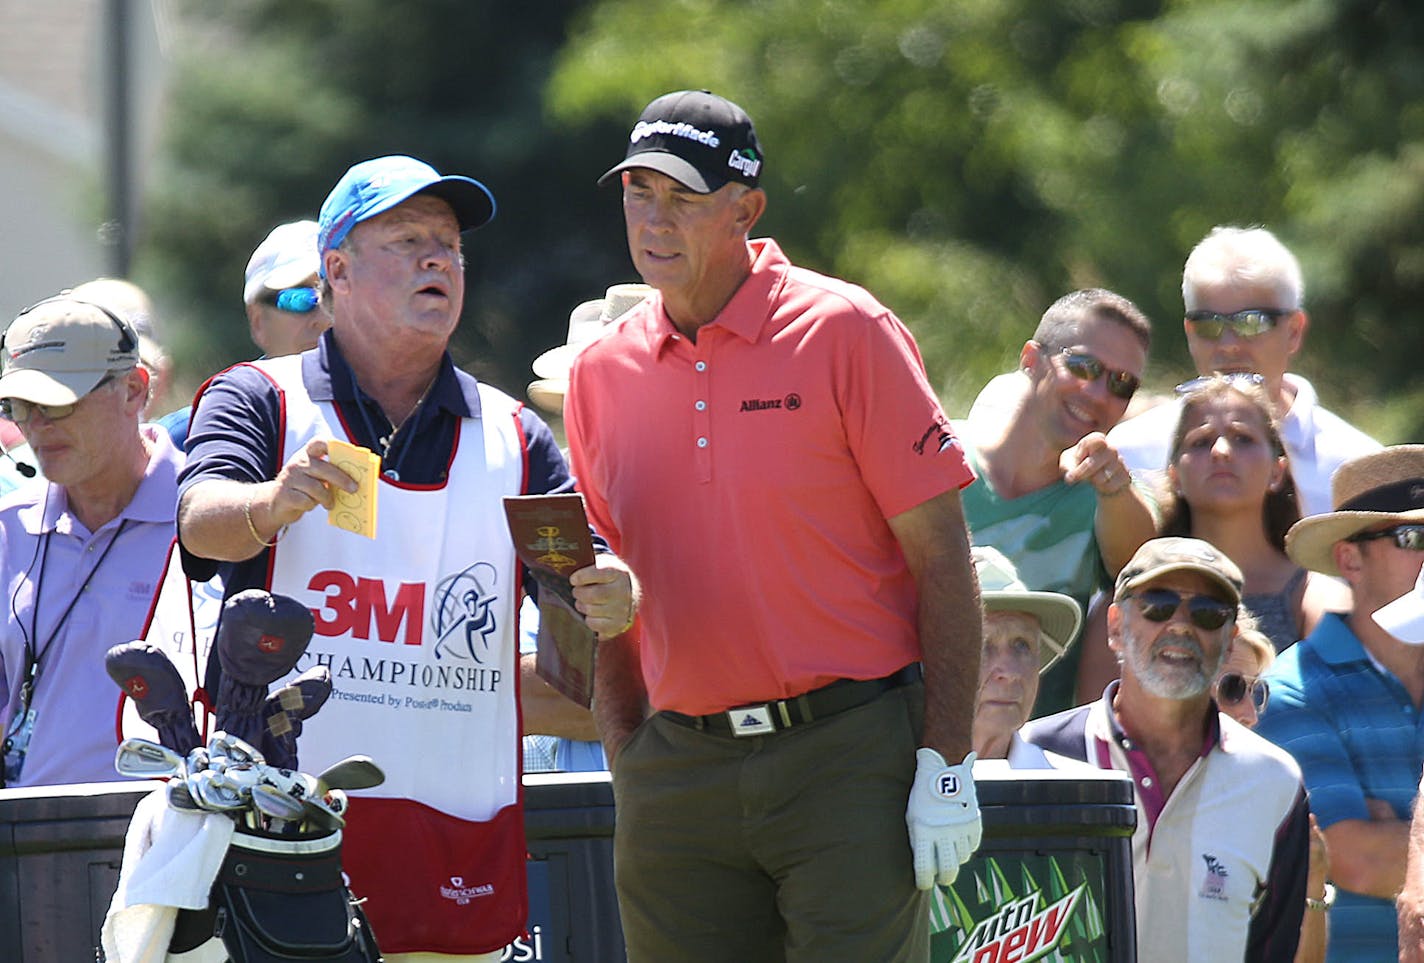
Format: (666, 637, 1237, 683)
(906, 747, 982, 890)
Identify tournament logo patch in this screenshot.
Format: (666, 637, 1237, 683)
(1199, 854, 1229, 901)
(431, 561, 501, 663)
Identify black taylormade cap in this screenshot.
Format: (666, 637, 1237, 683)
(598, 90, 763, 194)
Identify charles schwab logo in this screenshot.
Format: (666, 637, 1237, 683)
(431, 561, 501, 663)
(441, 875, 495, 905)
(913, 416, 957, 456)
(630, 119, 720, 147)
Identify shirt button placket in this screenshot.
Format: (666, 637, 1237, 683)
(693, 358, 712, 482)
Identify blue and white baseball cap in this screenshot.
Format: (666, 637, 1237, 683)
(317, 155, 496, 275)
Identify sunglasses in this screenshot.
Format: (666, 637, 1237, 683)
(1054, 349, 1140, 401)
(1174, 371, 1266, 396)
(0, 373, 118, 423)
(264, 287, 320, 313)
(1216, 672, 1269, 713)
(1129, 587, 1237, 631)
(1184, 308, 1293, 340)
(1348, 524, 1424, 552)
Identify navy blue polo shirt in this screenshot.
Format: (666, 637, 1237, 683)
(177, 329, 579, 595)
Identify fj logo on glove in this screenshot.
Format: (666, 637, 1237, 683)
(937, 771, 963, 798)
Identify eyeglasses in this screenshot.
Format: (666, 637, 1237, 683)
(0, 373, 118, 423)
(1128, 588, 1237, 631)
(1347, 524, 1424, 551)
(1184, 308, 1293, 340)
(1216, 672, 1269, 713)
(264, 287, 320, 313)
(1054, 349, 1140, 401)
(1174, 372, 1266, 395)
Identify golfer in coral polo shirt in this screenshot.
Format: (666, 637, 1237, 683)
(565, 89, 985, 963)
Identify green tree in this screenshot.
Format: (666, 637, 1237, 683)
(138, 0, 632, 405)
(548, 0, 1424, 438)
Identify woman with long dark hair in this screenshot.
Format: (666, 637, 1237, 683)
(1160, 374, 1347, 651)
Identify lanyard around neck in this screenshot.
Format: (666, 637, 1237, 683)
(18, 517, 131, 713)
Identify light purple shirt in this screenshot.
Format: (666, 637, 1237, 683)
(0, 426, 182, 787)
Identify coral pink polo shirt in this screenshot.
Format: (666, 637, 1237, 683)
(566, 238, 974, 716)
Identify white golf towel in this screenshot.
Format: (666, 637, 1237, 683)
(100, 785, 234, 963)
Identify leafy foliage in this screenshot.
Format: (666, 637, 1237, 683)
(139, 0, 632, 402)
(141, 0, 1424, 439)
(548, 0, 1424, 433)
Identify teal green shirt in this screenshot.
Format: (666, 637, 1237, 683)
(956, 430, 1106, 715)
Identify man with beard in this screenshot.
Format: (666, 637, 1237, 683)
(956, 288, 1157, 714)
(1024, 536, 1309, 961)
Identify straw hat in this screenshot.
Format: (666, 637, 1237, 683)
(973, 546, 1082, 673)
(527, 284, 652, 414)
(1285, 445, 1424, 576)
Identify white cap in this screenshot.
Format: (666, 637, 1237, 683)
(1373, 566, 1424, 644)
(244, 220, 320, 304)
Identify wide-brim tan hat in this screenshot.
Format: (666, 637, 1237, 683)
(1286, 445, 1424, 576)
(528, 284, 652, 414)
(973, 546, 1083, 673)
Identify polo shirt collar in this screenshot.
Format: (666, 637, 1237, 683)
(304, 329, 478, 419)
(1310, 611, 1372, 667)
(1101, 679, 1222, 757)
(644, 237, 790, 355)
(1279, 372, 1316, 462)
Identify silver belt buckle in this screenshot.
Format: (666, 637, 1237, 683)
(727, 704, 776, 737)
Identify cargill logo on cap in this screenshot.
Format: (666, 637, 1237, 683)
(728, 148, 761, 178)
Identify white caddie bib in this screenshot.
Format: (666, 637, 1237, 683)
(144, 355, 533, 954)
(259, 355, 523, 821)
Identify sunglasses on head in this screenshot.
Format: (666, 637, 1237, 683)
(1347, 524, 1424, 552)
(263, 287, 320, 314)
(1216, 672, 1269, 713)
(0, 372, 118, 423)
(1054, 348, 1140, 401)
(1174, 371, 1266, 396)
(1184, 308, 1293, 340)
(1129, 587, 1237, 631)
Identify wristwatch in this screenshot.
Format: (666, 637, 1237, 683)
(1306, 882, 1336, 912)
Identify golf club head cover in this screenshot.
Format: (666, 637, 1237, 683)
(261, 664, 333, 770)
(215, 590, 315, 746)
(105, 642, 201, 752)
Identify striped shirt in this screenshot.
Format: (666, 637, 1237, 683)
(1257, 612, 1423, 962)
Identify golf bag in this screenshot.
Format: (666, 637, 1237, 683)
(168, 824, 381, 962)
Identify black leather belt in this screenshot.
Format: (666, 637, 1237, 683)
(660, 663, 921, 738)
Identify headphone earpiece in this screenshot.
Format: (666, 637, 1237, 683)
(8, 294, 139, 357)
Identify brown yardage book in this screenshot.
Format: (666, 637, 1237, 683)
(503, 494, 598, 708)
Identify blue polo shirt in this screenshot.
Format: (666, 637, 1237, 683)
(177, 329, 579, 596)
(1257, 612, 1424, 962)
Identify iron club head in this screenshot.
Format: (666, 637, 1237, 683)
(114, 738, 186, 779)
